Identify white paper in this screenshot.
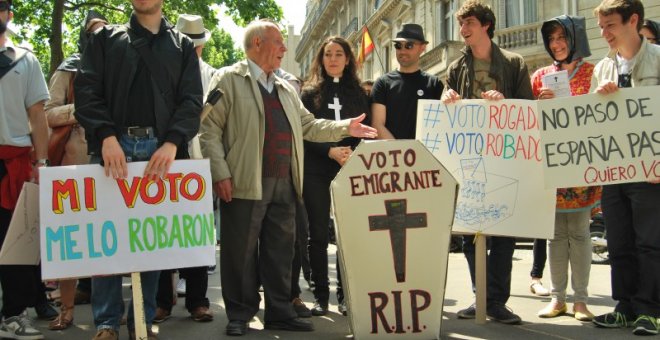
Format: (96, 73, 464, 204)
(541, 70, 571, 98)
(0, 182, 40, 265)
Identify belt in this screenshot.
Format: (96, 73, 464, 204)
(121, 126, 154, 138)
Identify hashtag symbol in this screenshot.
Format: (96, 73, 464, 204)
(422, 132, 442, 152)
(423, 104, 442, 128)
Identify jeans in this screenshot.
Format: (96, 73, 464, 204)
(91, 133, 160, 330)
(530, 239, 547, 279)
(463, 235, 515, 305)
(602, 182, 660, 318)
(548, 211, 591, 303)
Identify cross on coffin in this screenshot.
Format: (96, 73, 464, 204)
(369, 199, 427, 282)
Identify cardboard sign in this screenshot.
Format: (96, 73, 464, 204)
(0, 182, 40, 265)
(538, 86, 660, 187)
(39, 160, 215, 280)
(416, 99, 555, 239)
(331, 140, 458, 339)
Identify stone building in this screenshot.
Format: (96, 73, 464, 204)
(294, 0, 659, 82)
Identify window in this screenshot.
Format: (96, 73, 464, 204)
(505, 0, 537, 26)
(435, 0, 455, 45)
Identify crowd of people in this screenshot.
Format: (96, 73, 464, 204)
(0, 0, 658, 339)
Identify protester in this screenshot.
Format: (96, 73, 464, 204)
(199, 19, 376, 336)
(43, 9, 108, 332)
(531, 15, 601, 322)
(640, 19, 659, 44)
(589, 0, 660, 336)
(0, 1, 52, 338)
(442, 0, 534, 325)
(74, 0, 202, 339)
(529, 240, 550, 296)
(371, 23, 443, 140)
(154, 13, 214, 324)
(300, 36, 370, 316)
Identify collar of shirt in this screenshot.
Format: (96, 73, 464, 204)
(247, 58, 274, 92)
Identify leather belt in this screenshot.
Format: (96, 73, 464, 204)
(121, 126, 154, 138)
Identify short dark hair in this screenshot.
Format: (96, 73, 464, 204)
(594, 0, 645, 31)
(456, 0, 496, 39)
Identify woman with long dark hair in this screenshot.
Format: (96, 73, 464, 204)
(300, 36, 370, 316)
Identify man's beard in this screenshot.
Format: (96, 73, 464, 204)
(133, 1, 162, 15)
(0, 20, 6, 35)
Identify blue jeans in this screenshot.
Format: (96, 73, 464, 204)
(91, 133, 160, 331)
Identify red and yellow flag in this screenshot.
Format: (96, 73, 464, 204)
(357, 26, 375, 64)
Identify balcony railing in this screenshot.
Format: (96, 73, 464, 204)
(495, 22, 542, 49)
(342, 17, 358, 38)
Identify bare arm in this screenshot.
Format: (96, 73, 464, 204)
(371, 103, 395, 140)
(27, 101, 49, 183)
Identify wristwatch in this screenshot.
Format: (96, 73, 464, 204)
(34, 158, 50, 167)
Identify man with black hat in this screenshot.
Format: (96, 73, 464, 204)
(371, 23, 443, 140)
(442, 0, 533, 325)
(0, 0, 52, 338)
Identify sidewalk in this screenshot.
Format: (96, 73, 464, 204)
(21, 245, 643, 339)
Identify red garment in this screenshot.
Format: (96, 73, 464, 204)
(530, 61, 601, 211)
(0, 146, 33, 210)
(531, 61, 594, 98)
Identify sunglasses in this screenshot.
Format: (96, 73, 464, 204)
(393, 41, 417, 50)
(0, 2, 9, 11)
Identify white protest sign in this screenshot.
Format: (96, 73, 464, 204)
(39, 160, 215, 280)
(538, 86, 660, 187)
(0, 182, 40, 265)
(416, 99, 555, 239)
(331, 140, 458, 339)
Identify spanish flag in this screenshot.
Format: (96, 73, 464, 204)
(357, 26, 375, 64)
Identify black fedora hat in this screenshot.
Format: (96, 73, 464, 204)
(393, 23, 428, 43)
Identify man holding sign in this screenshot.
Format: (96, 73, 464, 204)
(74, 0, 202, 339)
(590, 0, 660, 336)
(441, 0, 533, 325)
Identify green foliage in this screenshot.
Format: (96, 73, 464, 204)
(202, 28, 245, 69)
(9, 0, 282, 76)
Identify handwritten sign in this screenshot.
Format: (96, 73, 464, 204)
(39, 160, 215, 280)
(538, 86, 660, 187)
(332, 140, 458, 339)
(416, 99, 555, 239)
(0, 182, 40, 265)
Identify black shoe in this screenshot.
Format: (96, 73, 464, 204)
(226, 320, 248, 336)
(457, 303, 476, 319)
(487, 304, 522, 325)
(35, 302, 58, 320)
(265, 317, 314, 331)
(311, 301, 328, 316)
(632, 315, 659, 335)
(338, 301, 348, 316)
(292, 298, 312, 318)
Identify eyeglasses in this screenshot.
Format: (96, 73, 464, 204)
(0, 2, 9, 11)
(393, 41, 417, 50)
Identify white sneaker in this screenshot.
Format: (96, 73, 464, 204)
(0, 310, 45, 340)
(176, 278, 187, 296)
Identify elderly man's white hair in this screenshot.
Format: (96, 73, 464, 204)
(243, 19, 280, 51)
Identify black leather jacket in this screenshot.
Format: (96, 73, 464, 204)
(74, 14, 202, 158)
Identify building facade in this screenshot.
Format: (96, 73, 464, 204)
(294, 0, 659, 82)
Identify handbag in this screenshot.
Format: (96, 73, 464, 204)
(47, 74, 76, 166)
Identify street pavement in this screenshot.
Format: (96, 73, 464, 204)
(17, 245, 645, 339)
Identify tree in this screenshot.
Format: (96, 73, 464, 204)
(10, 0, 282, 76)
(203, 28, 245, 69)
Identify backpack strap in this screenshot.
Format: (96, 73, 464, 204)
(0, 47, 28, 80)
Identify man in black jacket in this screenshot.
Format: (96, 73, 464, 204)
(74, 0, 202, 339)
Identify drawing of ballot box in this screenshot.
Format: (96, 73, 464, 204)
(453, 158, 518, 228)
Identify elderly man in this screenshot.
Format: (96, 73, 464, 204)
(200, 20, 376, 337)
